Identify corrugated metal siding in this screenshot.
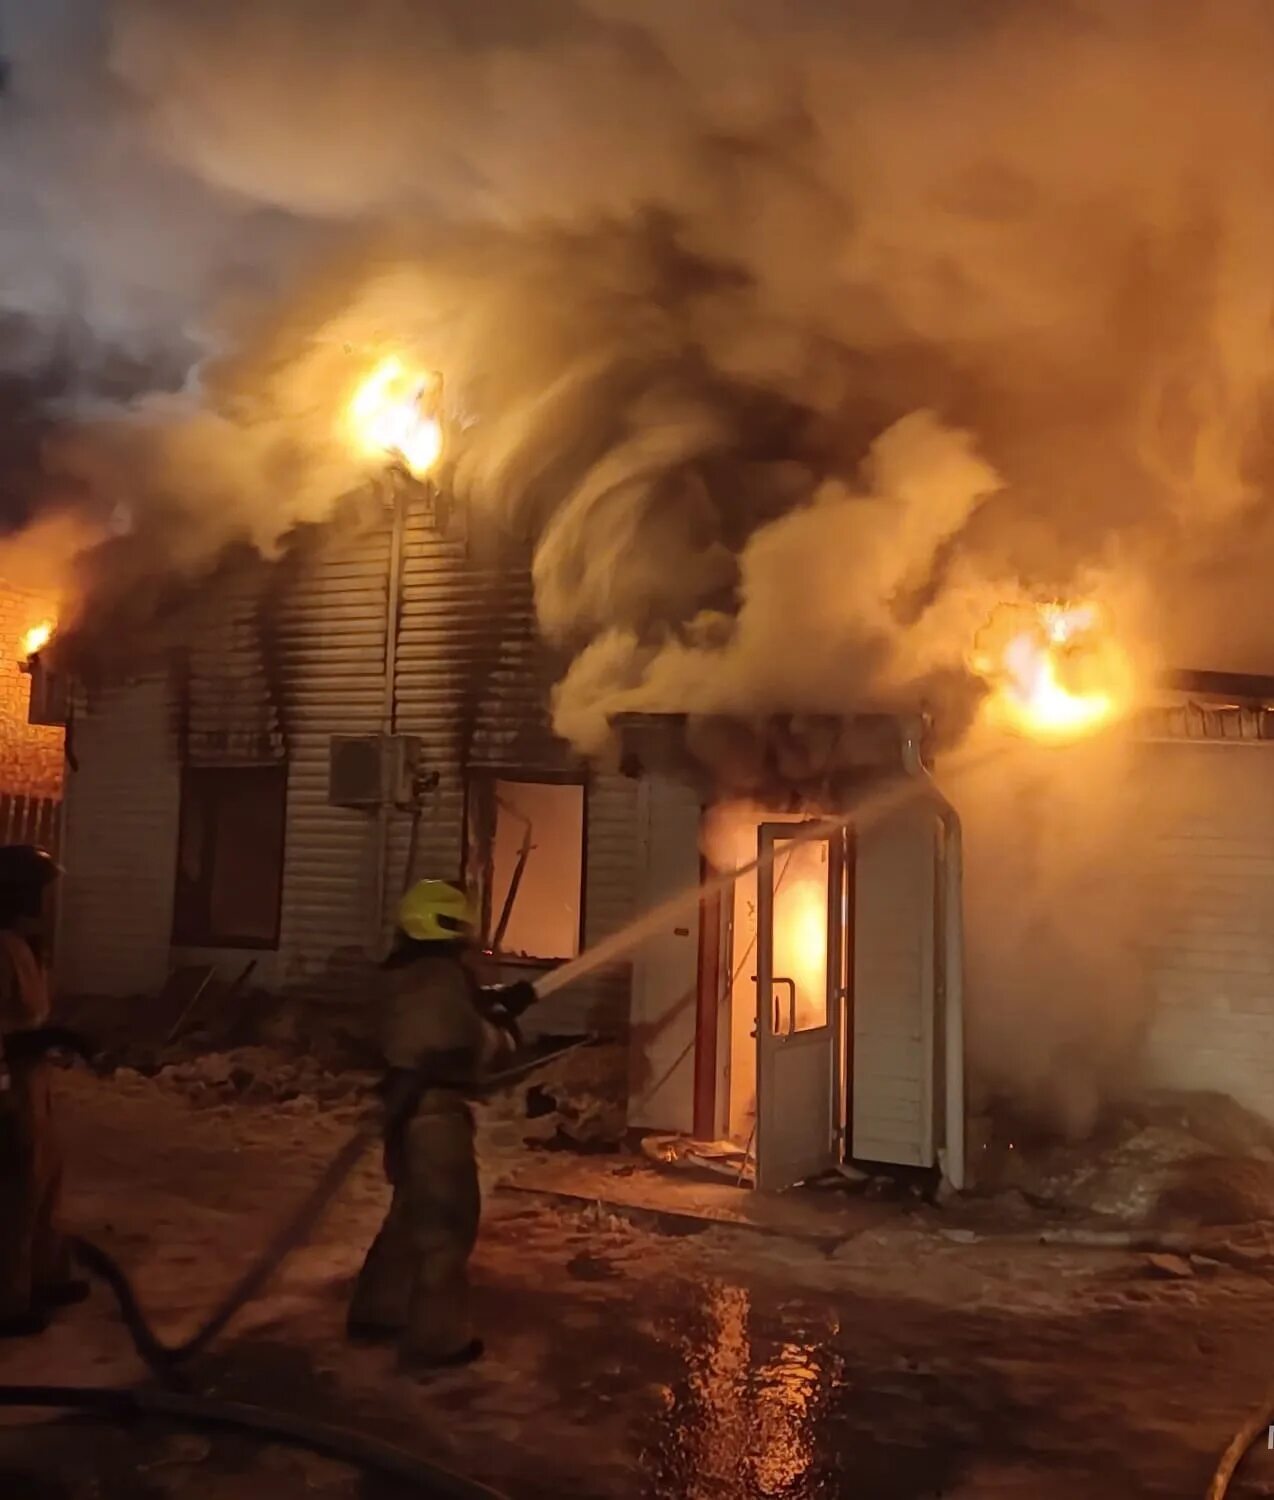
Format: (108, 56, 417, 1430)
(274, 519, 391, 1000)
(58, 676, 181, 997)
(389, 496, 640, 1037)
(628, 777, 701, 1131)
(182, 563, 284, 765)
(573, 771, 641, 1037)
(852, 802, 938, 1168)
(1139, 702, 1274, 742)
(390, 502, 541, 902)
(1138, 744, 1274, 1121)
(54, 489, 646, 1032)
(395, 503, 559, 772)
(0, 794, 61, 852)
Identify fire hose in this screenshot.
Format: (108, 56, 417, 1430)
(1206, 1381, 1274, 1499)
(0, 1035, 590, 1496)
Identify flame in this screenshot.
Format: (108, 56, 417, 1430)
(772, 861, 829, 1033)
(347, 356, 443, 477)
(970, 599, 1133, 742)
(783, 879, 827, 1001)
(22, 621, 54, 659)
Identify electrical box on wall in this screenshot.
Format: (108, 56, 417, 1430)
(328, 733, 422, 808)
(22, 655, 69, 727)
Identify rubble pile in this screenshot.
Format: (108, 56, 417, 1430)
(68, 990, 628, 1172)
(477, 1040, 627, 1192)
(974, 1089, 1274, 1227)
(135, 1046, 373, 1113)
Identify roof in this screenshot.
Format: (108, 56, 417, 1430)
(1161, 670, 1274, 702)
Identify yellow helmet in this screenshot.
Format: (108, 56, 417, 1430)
(397, 879, 476, 943)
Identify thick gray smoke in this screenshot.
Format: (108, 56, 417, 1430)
(956, 734, 1158, 1140)
(5, 0, 1274, 1129)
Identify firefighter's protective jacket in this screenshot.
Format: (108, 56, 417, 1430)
(349, 950, 514, 1363)
(0, 926, 71, 1319)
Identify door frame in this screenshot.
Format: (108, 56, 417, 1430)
(754, 822, 848, 1190)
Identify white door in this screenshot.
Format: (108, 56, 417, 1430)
(851, 802, 939, 1168)
(754, 824, 846, 1190)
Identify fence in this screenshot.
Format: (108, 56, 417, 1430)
(0, 793, 61, 854)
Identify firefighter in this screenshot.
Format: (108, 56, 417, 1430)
(348, 878, 536, 1369)
(0, 845, 89, 1337)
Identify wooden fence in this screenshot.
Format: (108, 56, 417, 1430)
(0, 793, 61, 854)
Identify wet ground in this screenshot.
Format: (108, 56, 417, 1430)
(2, 1071, 1274, 1497)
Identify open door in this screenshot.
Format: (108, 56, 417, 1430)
(754, 823, 846, 1190)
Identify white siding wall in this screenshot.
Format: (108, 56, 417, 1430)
(275, 522, 390, 1000)
(852, 802, 938, 1167)
(56, 498, 644, 1036)
(628, 778, 701, 1132)
(1141, 744, 1274, 1119)
(58, 677, 180, 997)
(571, 771, 641, 1039)
(390, 502, 640, 1038)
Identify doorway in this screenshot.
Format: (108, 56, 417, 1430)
(715, 811, 852, 1190)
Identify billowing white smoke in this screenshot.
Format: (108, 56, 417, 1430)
(552, 410, 1003, 751)
(956, 734, 1157, 1139)
(3, 0, 1274, 678)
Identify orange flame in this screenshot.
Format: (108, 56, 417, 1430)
(970, 600, 1133, 743)
(772, 858, 829, 1033)
(347, 356, 443, 477)
(21, 621, 54, 660)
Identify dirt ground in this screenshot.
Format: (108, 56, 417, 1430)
(4, 1069, 1274, 1499)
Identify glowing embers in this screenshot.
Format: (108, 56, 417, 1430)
(347, 356, 443, 477)
(970, 600, 1133, 743)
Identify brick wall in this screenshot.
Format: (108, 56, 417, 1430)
(0, 583, 64, 799)
(1140, 744, 1274, 1120)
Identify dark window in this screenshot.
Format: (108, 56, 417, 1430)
(173, 766, 287, 949)
(467, 777, 584, 964)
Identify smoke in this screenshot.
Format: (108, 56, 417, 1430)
(955, 735, 1157, 1140)
(4, 2, 1272, 667)
(5, 0, 1274, 1127)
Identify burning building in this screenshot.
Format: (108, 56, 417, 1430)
(14, 0, 1274, 1202)
(26, 407, 1274, 1197)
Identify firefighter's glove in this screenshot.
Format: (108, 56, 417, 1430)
(492, 980, 538, 1019)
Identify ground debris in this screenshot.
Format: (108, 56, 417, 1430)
(1189, 1253, 1225, 1274)
(142, 1045, 372, 1112)
(138, 1434, 213, 1471)
(973, 1089, 1274, 1231)
(10, 1066, 1274, 1500)
(577, 1200, 631, 1235)
(566, 1250, 620, 1281)
(1144, 1252, 1195, 1279)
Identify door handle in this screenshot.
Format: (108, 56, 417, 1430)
(772, 976, 796, 1037)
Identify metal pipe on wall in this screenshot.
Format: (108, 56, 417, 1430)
(370, 476, 409, 954)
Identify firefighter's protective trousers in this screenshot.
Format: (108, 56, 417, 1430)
(349, 1087, 480, 1360)
(0, 930, 70, 1318)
